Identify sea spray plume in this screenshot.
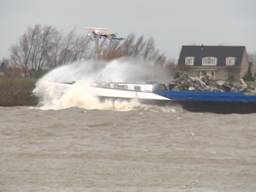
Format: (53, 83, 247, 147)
(96, 58, 173, 83)
(33, 60, 103, 110)
(35, 60, 101, 83)
(34, 80, 103, 110)
(33, 59, 139, 110)
(33, 58, 172, 110)
(34, 79, 141, 111)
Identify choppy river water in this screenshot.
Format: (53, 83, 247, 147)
(0, 106, 256, 192)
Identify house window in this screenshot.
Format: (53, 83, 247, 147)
(226, 57, 236, 66)
(202, 57, 217, 66)
(185, 56, 195, 66)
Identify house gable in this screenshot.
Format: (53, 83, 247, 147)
(177, 45, 248, 81)
(178, 45, 246, 67)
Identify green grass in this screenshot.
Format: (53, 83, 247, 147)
(0, 78, 38, 106)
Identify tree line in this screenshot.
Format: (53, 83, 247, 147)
(1, 24, 256, 79)
(3, 24, 174, 78)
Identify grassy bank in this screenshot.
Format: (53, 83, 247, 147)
(0, 78, 38, 106)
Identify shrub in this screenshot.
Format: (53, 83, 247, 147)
(0, 78, 38, 106)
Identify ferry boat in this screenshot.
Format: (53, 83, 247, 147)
(62, 81, 256, 113)
(91, 81, 170, 103)
(62, 81, 171, 103)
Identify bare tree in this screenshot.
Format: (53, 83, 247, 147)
(99, 40, 122, 60)
(119, 34, 136, 56)
(55, 29, 91, 64)
(9, 24, 171, 78)
(9, 25, 91, 78)
(10, 25, 53, 77)
(143, 37, 156, 60)
(133, 36, 145, 57)
(46, 28, 63, 68)
(10, 25, 40, 77)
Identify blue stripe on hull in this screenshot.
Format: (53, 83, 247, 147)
(156, 91, 256, 103)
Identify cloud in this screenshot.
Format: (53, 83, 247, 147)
(0, 0, 255, 59)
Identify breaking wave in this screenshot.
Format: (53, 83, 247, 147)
(33, 58, 174, 111)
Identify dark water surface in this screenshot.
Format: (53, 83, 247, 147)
(0, 106, 256, 192)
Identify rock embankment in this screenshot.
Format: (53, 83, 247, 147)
(167, 72, 256, 93)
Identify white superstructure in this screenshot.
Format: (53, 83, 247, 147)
(92, 82, 170, 101)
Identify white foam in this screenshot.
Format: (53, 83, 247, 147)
(33, 59, 172, 111)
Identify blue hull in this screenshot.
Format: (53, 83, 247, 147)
(156, 90, 256, 103)
(156, 90, 256, 113)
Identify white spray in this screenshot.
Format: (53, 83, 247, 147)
(33, 58, 173, 111)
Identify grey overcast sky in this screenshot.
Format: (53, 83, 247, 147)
(0, 0, 255, 59)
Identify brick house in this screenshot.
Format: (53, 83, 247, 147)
(177, 45, 249, 81)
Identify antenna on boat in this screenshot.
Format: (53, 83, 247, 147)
(86, 27, 125, 59)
